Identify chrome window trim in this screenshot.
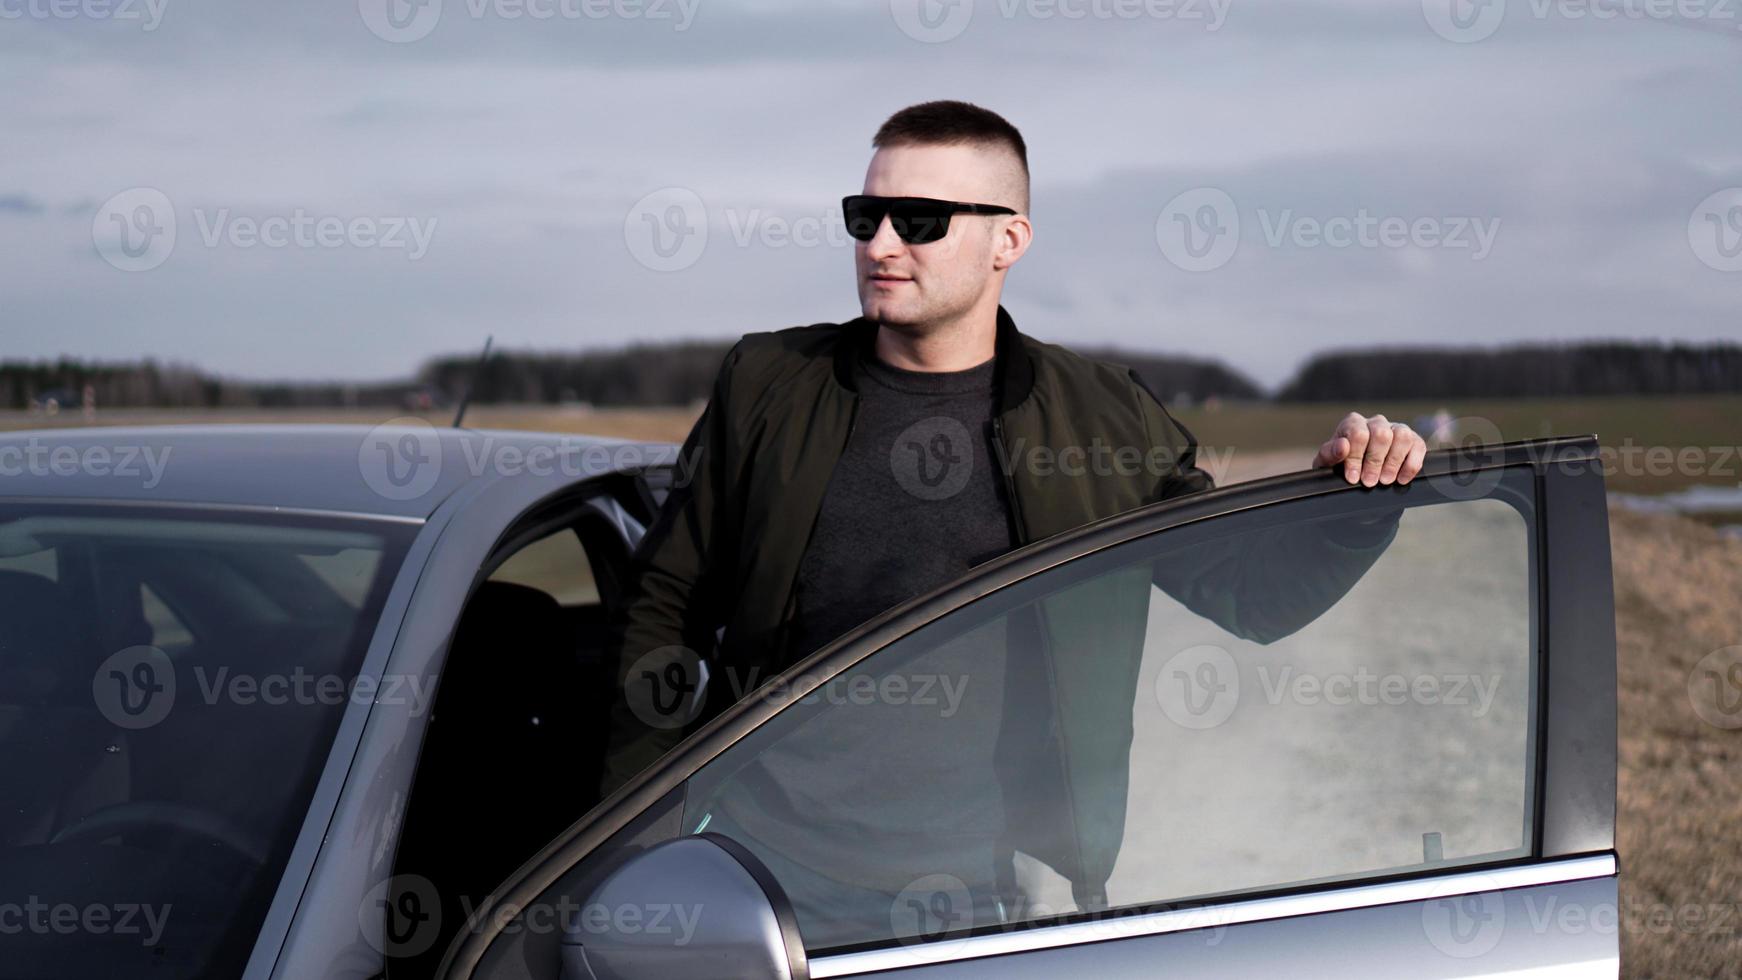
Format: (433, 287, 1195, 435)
(0, 494, 428, 525)
(809, 854, 1618, 978)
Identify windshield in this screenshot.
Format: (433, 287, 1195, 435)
(0, 503, 416, 980)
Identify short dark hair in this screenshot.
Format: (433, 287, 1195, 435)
(872, 100, 1029, 212)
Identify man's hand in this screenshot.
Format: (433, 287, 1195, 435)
(1312, 412, 1428, 486)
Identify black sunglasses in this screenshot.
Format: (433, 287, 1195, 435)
(842, 195, 1017, 245)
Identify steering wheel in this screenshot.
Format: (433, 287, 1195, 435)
(49, 801, 270, 867)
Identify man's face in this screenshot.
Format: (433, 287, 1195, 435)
(854, 142, 1019, 330)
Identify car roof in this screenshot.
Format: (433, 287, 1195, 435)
(0, 424, 668, 521)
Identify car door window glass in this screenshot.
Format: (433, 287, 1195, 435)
(681, 470, 1538, 955)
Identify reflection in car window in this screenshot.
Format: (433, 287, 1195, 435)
(0, 544, 57, 582)
(0, 504, 414, 980)
(682, 470, 1537, 954)
(140, 583, 193, 649)
(297, 547, 384, 609)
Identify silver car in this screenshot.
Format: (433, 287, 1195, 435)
(0, 425, 1618, 978)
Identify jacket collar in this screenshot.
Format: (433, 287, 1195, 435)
(832, 303, 1035, 414)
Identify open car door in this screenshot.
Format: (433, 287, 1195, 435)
(434, 437, 1618, 980)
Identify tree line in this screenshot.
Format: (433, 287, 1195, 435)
(1278, 342, 1742, 402)
(3, 339, 1738, 412)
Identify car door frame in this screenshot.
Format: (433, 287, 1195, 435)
(435, 435, 1618, 978)
(252, 439, 677, 980)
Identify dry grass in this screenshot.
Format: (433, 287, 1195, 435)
(0, 404, 705, 444)
(1610, 506, 1742, 978)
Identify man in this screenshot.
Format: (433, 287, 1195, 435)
(600, 101, 1426, 928)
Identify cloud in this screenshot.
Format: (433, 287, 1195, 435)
(0, 194, 47, 215)
(3, 0, 1741, 387)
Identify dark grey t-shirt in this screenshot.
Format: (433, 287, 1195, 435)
(785, 347, 1021, 660)
(699, 349, 1026, 926)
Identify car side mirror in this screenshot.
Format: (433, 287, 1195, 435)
(561, 833, 809, 980)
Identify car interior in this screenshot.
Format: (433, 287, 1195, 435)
(389, 493, 639, 977)
(0, 509, 410, 980)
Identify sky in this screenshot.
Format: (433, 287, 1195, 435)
(2, 0, 1739, 390)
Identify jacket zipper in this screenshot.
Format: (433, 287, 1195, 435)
(992, 415, 1027, 546)
(992, 415, 1091, 893)
(775, 397, 860, 666)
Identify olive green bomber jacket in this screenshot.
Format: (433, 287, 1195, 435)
(602, 304, 1396, 900)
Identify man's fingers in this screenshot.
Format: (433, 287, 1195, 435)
(1314, 435, 1350, 468)
(1361, 415, 1393, 487)
(1400, 433, 1428, 484)
(1341, 415, 1370, 483)
(1379, 424, 1415, 484)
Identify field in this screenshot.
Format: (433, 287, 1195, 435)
(1607, 506, 1742, 978)
(14, 394, 1739, 497)
(4, 396, 1738, 975)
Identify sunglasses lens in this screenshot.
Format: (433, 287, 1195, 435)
(891, 204, 951, 244)
(843, 197, 885, 242)
(844, 197, 956, 244)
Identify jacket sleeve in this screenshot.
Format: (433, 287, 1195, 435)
(1131, 372, 1400, 644)
(598, 342, 742, 797)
